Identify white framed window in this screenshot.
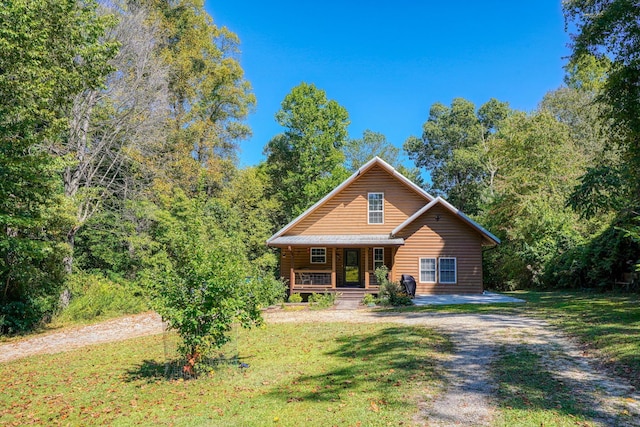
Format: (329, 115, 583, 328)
(439, 257, 457, 284)
(368, 192, 384, 224)
(373, 247, 384, 270)
(419, 257, 437, 283)
(310, 247, 326, 264)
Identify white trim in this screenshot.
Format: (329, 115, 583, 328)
(373, 247, 384, 270)
(391, 196, 500, 246)
(419, 257, 437, 284)
(368, 192, 384, 224)
(310, 247, 326, 264)
(439, 257, 457, 284)
(267, 157, 433, 244)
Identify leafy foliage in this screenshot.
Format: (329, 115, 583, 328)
(0, 0, 112, 333)
(57, 272, 148, 322)
(375, 267, 413, 306)
(140, 191, 283, 376)
(404, 98, 510, 215)
(307, 292, 338, 309)
(483, 111, 586, 288)
(287, 293, 303, 303)
(140, 0, 255, 196)
(344, 130, 424, 186)
(264, 83, 350, 224)
(362, 293, 378, 306)
(565, 0, 640, 202)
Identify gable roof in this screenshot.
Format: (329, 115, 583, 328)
(391, 196, 501, 246)
(267, 157, 434, 244)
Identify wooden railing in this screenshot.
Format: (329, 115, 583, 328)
(294, 270, 332, 286)
(368, 271, 379, 286)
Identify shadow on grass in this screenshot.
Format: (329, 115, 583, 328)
(265, 326, 451, 409)
(125, 359, 167, 382)
(381, 290, 640, 390)
(492, 344, 626, 425)
(125, 353, 243, 382)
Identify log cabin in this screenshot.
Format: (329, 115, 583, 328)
(267, 157, 500, 296)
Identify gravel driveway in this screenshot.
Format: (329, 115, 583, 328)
(1, 308, 639, 426)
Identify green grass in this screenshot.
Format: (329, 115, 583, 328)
(491, 345, 597, 426)
(384, 290, 640, 390)
(0, 322, 450, 426)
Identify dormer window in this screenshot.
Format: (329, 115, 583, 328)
(368, 192, 384, 224)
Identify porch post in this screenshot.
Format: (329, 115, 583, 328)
(288, 246, 295, 293)
(364, 247, 369, 289)
(390, 247, 396, 282)
(331, 247, 336, 288)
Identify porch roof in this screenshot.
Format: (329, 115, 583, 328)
(268, 234, 405, 247)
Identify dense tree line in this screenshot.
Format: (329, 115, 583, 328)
(2, 0, 639, 354)
(0, 0, 281, 355)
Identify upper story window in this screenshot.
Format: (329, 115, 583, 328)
(310, 247, 326, 264)
(368, 192, 384, 224)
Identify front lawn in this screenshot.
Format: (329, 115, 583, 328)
(516, 291, 640, 389)
(0, 322, 450, 426)
(491, 345, 599, 426)
(386, 290, 640, 389)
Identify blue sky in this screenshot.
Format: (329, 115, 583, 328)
(206, 1, 570, 169)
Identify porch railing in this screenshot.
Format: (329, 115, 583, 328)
(368, 271, 379, 286)
(294, 270, 331, 286)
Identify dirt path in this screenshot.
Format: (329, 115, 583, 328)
(0, 312, 164, 363)
(1, 309, 639, 426)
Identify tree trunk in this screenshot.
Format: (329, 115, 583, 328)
(182, 347, 200, 378)
(59, 228, 77, 308)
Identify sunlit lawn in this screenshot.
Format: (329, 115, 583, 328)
(381, 290, 640, 425)
(0, 322, 450, 426)
(491, 345, 599, 426)
(385, 290, 640, 390)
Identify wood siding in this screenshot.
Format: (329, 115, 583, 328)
(288, 165, 429, 235)
(394, 205, 484, 294)
(281, 247, 335, 272)
(278, 247, 392, 288)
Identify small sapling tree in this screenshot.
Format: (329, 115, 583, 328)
(141, 192, 277, 377)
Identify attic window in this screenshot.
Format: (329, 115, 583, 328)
(368, 193, 384, 224)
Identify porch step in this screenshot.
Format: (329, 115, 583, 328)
(335, 288, 377, 301)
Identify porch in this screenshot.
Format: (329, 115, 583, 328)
(291, 269, 381, 294)
(280, 244, 400, 295)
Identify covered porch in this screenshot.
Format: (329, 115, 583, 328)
(269, 234, 405, 295)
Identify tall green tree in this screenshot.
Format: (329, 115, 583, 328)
(54, 2, 166, 286)
(217, 166, 281, 272)
(484, 111, 585, 288)
(0, 0, 111, 332)
(404, 98, 510, 215)
(264, 82, 350, 223)
(541, 57, 627, 219)
(137, 0, 255, 196)
(344, 130, 423, 186)
(564, 0, 640, 203)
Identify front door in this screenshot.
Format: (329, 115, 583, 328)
(344, 249, 361, 287)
